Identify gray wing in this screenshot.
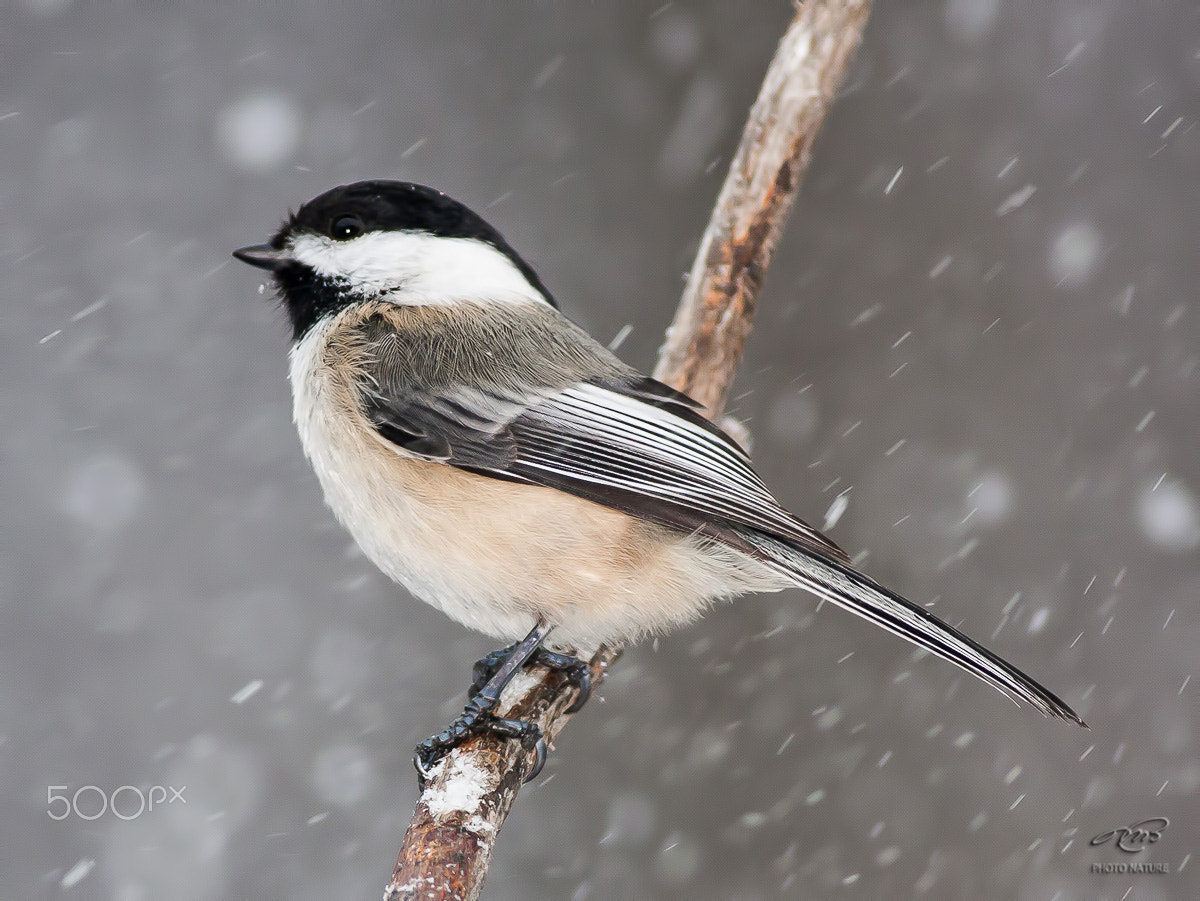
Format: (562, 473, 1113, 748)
(355, 328, 851, 566)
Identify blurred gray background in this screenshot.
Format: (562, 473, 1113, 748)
(3, 1, 1198, 899)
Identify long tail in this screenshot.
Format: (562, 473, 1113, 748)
(741, 531, 1086, 726)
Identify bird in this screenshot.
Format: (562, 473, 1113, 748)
(233, 180, 1085, 783)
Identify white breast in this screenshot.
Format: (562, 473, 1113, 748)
(288, 316, 448, 604)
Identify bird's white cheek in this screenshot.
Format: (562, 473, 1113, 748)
(287, 231, 547, 306)
(288, 232, 386, 288)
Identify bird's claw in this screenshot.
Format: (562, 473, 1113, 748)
(543, 653, 592, 714)
(415, 633, 588, 791)
(413, 694, 547, 790)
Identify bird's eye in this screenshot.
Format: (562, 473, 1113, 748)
(331, 215, 364, 241)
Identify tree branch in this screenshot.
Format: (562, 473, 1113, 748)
(654, 0, 872, 415)
(384, 3, 872, 899)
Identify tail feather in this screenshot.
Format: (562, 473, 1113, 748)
(745, 533, 1086, 726)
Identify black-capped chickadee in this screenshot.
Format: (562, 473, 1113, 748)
(234, 180, 1084, 782)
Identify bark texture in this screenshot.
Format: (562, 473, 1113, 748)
(654, 0, 872, 415)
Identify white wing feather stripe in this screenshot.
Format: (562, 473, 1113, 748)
(516, 438, 791, 526)
(520, 384, 841, 545)
(517, 411, 783, 512)
(546, 386, 766, 489)
(516, 420, 809, 536)
(557, 386, 758, 474)
(520, 454, 802, 534)
(535, 410, 761, 498)
(515, 431, 799, 528)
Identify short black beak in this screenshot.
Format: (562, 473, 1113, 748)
(232, 243, 292, 272)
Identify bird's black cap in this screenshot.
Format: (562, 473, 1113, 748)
(269, 180, 556, 308)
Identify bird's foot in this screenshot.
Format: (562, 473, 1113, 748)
(414, 622, 586, 791)
(412, 692, 546, 790)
